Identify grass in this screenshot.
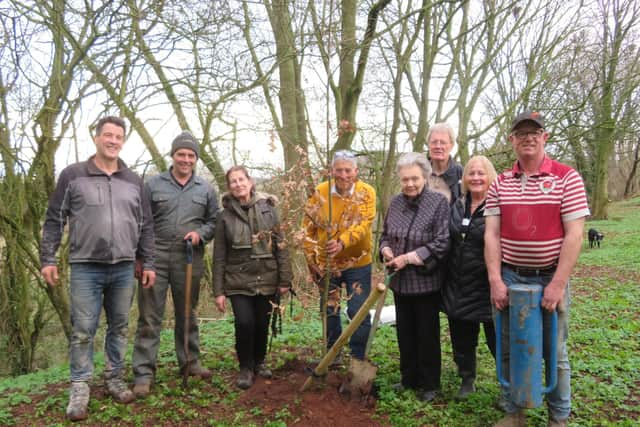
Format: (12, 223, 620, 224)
(579, 198, 640, 271)
(1, 197, 639, 426)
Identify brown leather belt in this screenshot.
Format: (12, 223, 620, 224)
(502, 262, 557, 277)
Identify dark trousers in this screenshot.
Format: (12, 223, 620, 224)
(133, 251, 204, 383)
(230, 294, 273, 370)
(393, 292, 441, 391)
(448, 318, 496, 380)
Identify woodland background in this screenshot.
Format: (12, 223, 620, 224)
(1, 0, 640, 378)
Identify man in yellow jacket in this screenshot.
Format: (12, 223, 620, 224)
(303, 150, 376, 361)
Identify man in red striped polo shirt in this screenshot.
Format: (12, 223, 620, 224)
(485, 111, 590, 427)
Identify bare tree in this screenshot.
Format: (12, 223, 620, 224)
(374, 0, 426, 211)
(589, 0, 640, 218)
(309, 0, 392, 154)
(258, 0, 311, 171)
(1, 0, 273, 373)
(0, 0, 105, 373)
(539, 0, 640, 217)
(622, 136, 640, 197)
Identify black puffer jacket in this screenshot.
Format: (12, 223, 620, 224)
(442, 194, 492, 322)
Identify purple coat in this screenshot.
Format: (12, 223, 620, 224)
(379, 188, 450, 295)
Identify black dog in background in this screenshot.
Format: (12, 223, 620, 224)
(588, 228, 604, 248)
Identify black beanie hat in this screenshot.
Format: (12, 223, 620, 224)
(171, 131, 200, 158)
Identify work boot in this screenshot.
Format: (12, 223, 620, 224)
(457, 377, 476, 399)
(236, 368, 254, 390)
(255, 362, 273, 379)
(310, 352, 343, 369)
(187, 364, 213, 380)
(419, 390, 438, 402)
(132, 382, 151, 398)
(493, 411, 526, 427)
(548, 418, 568, 427)
(105, 377, 135, 404)
(66, 381, 90, 422)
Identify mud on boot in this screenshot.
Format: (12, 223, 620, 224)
(105, 377, 135, 403)
(493, 411, 526, 427)
(132, 382, 151, 398)
(548, 418, 568, 427)
(181, 363, 213, 380)
(255, 362, 272, 379)
(66, 381, 90, 422)
(236, 368, 254, 389)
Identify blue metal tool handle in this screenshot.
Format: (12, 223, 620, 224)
(186, 238, 193, 264)
(495, 301, 559, 393)
(495, 309, 509, 388)
(542, 309, 558, 394)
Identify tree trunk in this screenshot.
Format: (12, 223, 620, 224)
(414, 0, 435, 151)
(591, 2, 629, 219)
(623, 137, 640, 198)
(265, 0, 309, 170)
(334, 0, 391, 153)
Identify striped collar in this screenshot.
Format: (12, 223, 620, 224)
(511, 155, 552, 177)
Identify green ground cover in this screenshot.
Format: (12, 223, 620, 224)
(1, 198, 639, 426)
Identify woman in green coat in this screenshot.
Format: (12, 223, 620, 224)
(213, 166, 292, 390)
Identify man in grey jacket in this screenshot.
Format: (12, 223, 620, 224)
(132, 131, 218, 397)
(40, 116, 156, 421)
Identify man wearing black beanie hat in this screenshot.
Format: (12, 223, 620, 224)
(132, 130, 218, 396)
(170, 131, 200, 158)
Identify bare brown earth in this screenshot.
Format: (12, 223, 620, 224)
(9, 356, 385, 426)
(573, 264, 640, 289)
(236, 358, 385, 427)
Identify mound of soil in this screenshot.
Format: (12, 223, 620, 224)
(237, 358, 384, 426)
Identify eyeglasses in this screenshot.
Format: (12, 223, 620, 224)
(511, 129, 544, 140)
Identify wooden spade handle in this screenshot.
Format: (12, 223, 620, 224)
(301, 282, 386, 392)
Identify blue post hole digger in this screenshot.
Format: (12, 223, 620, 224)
(496, 284, 558, 408)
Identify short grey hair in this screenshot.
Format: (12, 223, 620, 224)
(331, 150, 358, 168)
(426, 122, 456, 146)
(396, 152, 432, 179)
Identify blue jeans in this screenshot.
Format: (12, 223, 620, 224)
(495, 266, 571, 421)
(323, 264, 372, 360)
(69, 262, 135, 382)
